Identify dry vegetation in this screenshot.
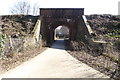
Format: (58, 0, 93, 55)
(0, 15, 47, 75)
(65, 40, 119, 79)
(0, 46, 47, 75)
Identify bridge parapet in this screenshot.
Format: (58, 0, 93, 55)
(40, 8, 84, 19)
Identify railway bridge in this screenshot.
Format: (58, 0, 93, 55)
(38, 8, 94, 46)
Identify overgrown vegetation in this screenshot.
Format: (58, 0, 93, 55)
(1, 15, 39, 37)
(0, 45, 47, 75)
(0, 15, 47, 75)
(65, 40, 119, 79)
(86, 15, 120, 42)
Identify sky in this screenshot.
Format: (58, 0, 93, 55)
(0, 0, 119, 15)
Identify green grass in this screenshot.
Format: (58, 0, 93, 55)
(106, 66, 112, 70)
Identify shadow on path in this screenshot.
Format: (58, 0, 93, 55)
(51, 39, 65, 50)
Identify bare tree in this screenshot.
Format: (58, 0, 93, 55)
(32, 2, 39, 16)
(11, 1, 31, 15)
(11, 1, 39, 15)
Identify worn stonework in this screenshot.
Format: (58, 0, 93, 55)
(39, 8, 92, 46)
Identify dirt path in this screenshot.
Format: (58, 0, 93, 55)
(0, 40, 109, 78)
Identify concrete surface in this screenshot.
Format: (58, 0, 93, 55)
(0, 40, 109, 78)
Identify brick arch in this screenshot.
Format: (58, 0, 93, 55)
(50, 20, 77, 41)
(51, 21, 71, 30)
(39, 8, 85, 46)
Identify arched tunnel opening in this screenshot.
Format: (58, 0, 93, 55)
(54, 26, 70, 40)
(44, 21, 77, 47)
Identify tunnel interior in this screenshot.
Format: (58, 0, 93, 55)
(54, 25, 69, 40)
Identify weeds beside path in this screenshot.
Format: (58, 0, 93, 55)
(64, 40, 119, 79)
(0, 46, 47, 75)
